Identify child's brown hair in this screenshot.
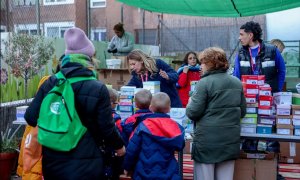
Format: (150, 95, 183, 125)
(150, 92, 171, 113)
(108, 88, 119, 104)
(135, 89, 152, 109)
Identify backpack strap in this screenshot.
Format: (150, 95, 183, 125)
(55, 71, 97, 84)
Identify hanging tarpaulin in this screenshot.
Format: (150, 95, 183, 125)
(117, 0, 300, 17)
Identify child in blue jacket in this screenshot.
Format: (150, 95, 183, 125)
(123, 92, 185, 180)
(121, 89, 152, 146)
(104, 88, 123, 180)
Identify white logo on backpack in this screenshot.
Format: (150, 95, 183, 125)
(50, 102, 61, 114)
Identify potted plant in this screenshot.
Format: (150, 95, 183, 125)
(0, 126, 20, 180)
(2, 32, 54, 103)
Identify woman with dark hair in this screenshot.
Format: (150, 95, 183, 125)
(107, 23, 134, 56)
(127, 49, 182, 107)
(177, 51, 201, 107)
(186, 47, 246, 180)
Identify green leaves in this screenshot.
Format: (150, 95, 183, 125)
(3, 33, 54, 80)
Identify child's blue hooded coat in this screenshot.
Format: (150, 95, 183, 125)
(123, 113, 185, 180)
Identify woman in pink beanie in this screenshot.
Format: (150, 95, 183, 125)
(24, 27, 125, 180)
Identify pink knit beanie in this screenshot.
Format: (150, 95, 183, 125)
(64, 27, 95, 57)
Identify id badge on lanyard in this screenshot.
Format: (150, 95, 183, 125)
(249, 45, 261, 75)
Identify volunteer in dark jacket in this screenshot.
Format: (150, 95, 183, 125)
(233, 21, 286, 93)
(127, 49, 182, 107)
(25, 27, 125, 180)
(186, 47, 246, 180)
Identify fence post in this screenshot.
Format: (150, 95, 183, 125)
(35, 0, 40, 35)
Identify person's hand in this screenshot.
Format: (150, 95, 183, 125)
(159, 69, 169, 80)
(107, 49, 112, 53)
(112, 48, 118, 53)
(183, 66, 189, 73)
(124, 170, 132, 177)
(115, 146, 126, 157)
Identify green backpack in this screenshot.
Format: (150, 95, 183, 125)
(37, 71, 96, 151)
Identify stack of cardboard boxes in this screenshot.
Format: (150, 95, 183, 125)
(241, 75, 275, 134)
(119, 86, 136, 120)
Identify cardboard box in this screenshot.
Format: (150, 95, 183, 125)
(292, 104, 300, 115)
(247, 103, 258, 108)
(295, 128, 300, 136)
(276, 115, 292, 125)
(293, 119, 300, 126)
(259, 86, 272, 96)
(233, 158, 277, 180)
(258, 106, 272, 116)
(242, 75, 258, 85)
(241, 114, 258, 124)
(241, 124, 257, 134)
(276, 124, 294, 135)
(246, 107, 257, 114)
(243, 84, 259, 95)
(245, 94, 257, 104)
(273, 92, 292, 105)
(241, 75, 265, 85)
(258, 115, 276, 125)
(111, 56, 128, 69)
(143, 81, 160, 94)
(276, 104, 291, 116)
(259, 95, 273, 107)
(279, 142, 300, 163)
(97, 69, 131, 90)
(256, 124, 273, 134)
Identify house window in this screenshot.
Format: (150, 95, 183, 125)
(91, 28, 106, 41)
(44, 22, 74, 38)
(0, 25, 6, 32)
(43, 0, 74, 6)
(90, 0, 106, 8)
(14, 24, 42, 35)
(13, 0, 37, 6)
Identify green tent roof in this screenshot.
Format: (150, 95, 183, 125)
(117, 0, 300, 17)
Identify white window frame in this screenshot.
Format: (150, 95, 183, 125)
(91, 28, 106, 41)
(0, 25, 6, 32)
(43, 0, 74, 6)
(13, 0, 37, 6)
(14, 24, 42, 35)
(44, 21, 74, 38)
(90, 0, 106, 8)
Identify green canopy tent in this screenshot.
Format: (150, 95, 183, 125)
(117, 0, 300, 17)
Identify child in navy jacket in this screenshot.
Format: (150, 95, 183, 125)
(121, 89, 152, 146)
(104, 88, 123, 180)
(123, 92, 185, 180)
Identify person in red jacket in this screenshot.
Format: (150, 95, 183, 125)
(177, 51, 201, 107)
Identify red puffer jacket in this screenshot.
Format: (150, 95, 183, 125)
(177, 66, 200, 107)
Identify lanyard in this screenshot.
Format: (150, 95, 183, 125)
(140, 73, 148, 82)
(248, 44, 261, 74)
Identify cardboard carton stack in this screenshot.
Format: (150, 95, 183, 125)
(279, 93, 300, 163)
(119, 86, 136, 120)
(142, 81, 160, 94)
(274, 92, 293, 135)
(241, 75, 268, 134)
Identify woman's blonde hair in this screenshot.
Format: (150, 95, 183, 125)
(127, 49, 158, 75)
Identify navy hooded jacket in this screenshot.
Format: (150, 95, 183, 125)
(123, 113, 185, 180)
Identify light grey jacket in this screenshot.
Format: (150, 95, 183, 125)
(108, 32, 134, 56)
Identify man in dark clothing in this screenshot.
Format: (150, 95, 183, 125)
(233, 21, 286, 93)
(25, 27, 125, 180)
